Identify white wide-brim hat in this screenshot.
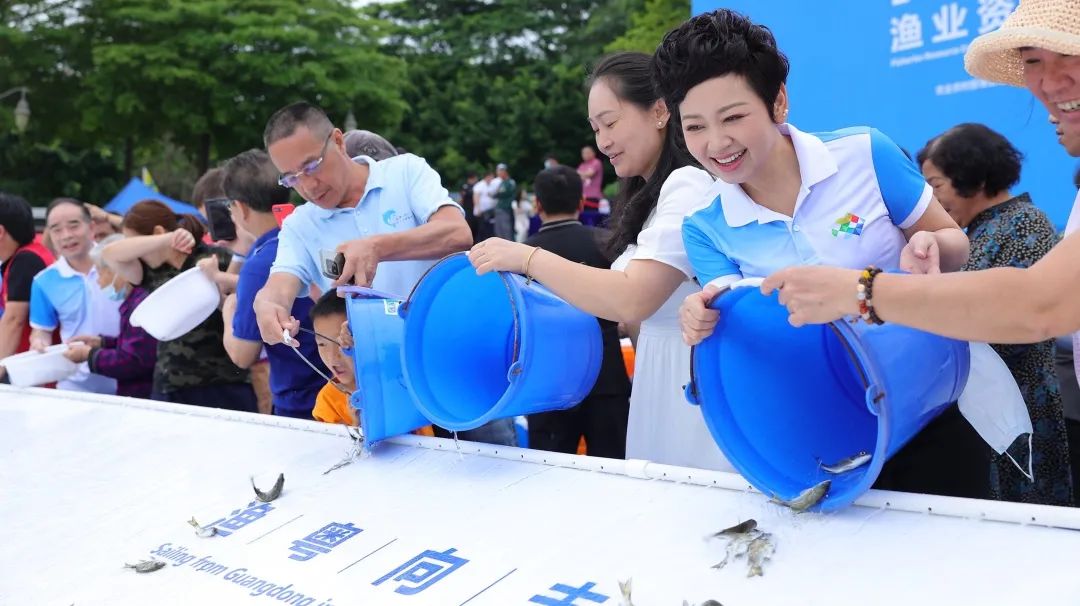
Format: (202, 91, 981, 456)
(965, 0, 1080, 87)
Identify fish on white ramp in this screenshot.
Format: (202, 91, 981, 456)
(2, 386, 1079, 605)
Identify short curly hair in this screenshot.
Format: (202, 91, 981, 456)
(916, 123, 1023, 198)
(652, 9, 790, 120)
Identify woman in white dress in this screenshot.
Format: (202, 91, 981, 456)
(468, 52, 732, 471)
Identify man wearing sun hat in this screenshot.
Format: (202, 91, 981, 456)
(965, 0, 1080, 156)
(967, 0, 1080, 502)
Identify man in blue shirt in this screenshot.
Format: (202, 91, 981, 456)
(215, 149, 328, 418)
(254, 102, 472, 326)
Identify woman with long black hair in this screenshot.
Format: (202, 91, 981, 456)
(468, 52, 731, 470)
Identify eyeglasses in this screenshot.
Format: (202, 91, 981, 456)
(278, 132, 334, 188)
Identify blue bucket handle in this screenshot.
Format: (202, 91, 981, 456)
(827, 320, 886, 415)
(398, 251, 524, 376)
(685, 281, 884, 411)
(684, 281, 739, 406)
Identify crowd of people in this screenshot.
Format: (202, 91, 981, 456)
(2, 1, 1079, 507)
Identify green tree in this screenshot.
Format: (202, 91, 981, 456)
(605, 0, 690, 53)
(371, 0, 643, 189)
(0, 2, 90, 143)
(1, 0, 408, 203)
(79, 0, 407, 175)
(0, 133, 125, 205)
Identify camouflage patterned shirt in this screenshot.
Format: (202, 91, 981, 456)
(139, 244, 250, 394)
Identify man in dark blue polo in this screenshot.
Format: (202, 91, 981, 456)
(216, 149, 327, 418)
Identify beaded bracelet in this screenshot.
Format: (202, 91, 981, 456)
(856, 266, 884, 325)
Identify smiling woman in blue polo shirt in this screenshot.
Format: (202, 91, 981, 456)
(652, 10, 999, 500)
(652, 10, 969, 347)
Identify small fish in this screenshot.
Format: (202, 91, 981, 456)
(323, 457, 354, 475)
(323, 434, 365, 476)
(346, 425, 363, 444)
(771, 479, 831, 512)
(683, 601, 724, 606)
(124, 559, 166, 573)
(746, 533, 776, 578)
(252, 473, 285, 503)
(618, 578, 634, 606)
(710, 518, 757, 538)
(187, 517, 217, 538)
(820, 451, 872, 474)
(711, 529, 761, 569)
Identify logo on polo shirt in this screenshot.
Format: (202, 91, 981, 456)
(831, 212, 865, 238)
(382, 209, 415, 228)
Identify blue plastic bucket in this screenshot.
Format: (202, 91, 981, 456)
(399, 253, 603, 431)
(685, 285, 969, 512)
(341, 286, 430, 446)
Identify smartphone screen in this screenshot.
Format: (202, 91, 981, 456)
(272, 204, 296, 228)
(319, 249, 346, 281)
(204, 198, 237, 242)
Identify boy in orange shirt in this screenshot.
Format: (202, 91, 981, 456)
(309, 292, 358, 426)
(308, 291, 435, 438)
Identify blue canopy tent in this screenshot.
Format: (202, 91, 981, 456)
(104, 178, 204, 220)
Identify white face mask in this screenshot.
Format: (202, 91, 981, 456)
(957, 342, 1035, 481)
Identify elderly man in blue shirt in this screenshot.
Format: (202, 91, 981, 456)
(254, 102, 515, 446)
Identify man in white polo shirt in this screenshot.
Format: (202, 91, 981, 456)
(29, 198, 120, 393)
(472, 169, 498, 240)
(254, 102, 516, 447)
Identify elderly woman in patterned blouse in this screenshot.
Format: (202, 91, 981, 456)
(916, 123, 1072, 506)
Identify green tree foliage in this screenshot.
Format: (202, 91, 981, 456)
(0, 134, 125, 205)
(0, 0, 692, 203)
(372, 0, 650, 188)
(1, 0, 406, 203)
(79, 0, 407, 175)
(605, 0, 690, 54)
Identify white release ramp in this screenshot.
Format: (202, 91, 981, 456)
(2, 386, 1080, 605)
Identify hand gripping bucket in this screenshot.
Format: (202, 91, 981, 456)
(398, 253, 603, 431)
(341, 286, 430, 445)
(684, 282, 969, 512)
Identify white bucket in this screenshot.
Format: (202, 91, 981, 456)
(2, 344, 78, 387)
(130, 267, 220, 341)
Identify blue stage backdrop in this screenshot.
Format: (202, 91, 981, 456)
(691, 0, 1077, 227)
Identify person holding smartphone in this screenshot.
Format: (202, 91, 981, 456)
(254, 102, 516, 446)
(202, 149, 327, 419)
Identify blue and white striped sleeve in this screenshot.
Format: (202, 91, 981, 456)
(868, 128, 933, 229)
(28, 275, 58, 331)
(682, 212, 742, 288)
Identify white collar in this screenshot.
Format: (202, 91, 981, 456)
(715, 122, 839, 227)
(53, 256, 96, 279)
(309, 155, 381, 220)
